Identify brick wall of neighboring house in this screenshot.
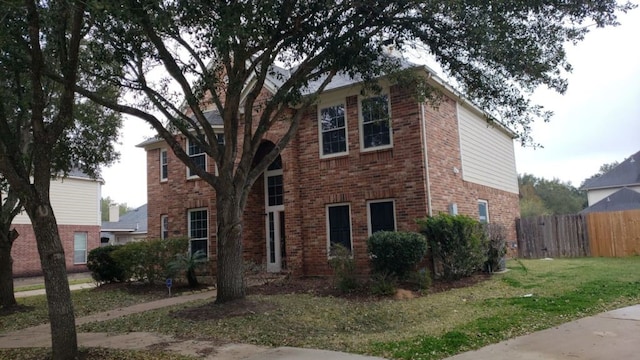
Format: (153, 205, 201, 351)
(11, 224, 100, 277)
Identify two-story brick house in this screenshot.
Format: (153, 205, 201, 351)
(138, 65, 520, 276)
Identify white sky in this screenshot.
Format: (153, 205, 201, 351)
(101, 9, 640, 208)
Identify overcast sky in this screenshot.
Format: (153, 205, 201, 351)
(101, 9, 640, 208)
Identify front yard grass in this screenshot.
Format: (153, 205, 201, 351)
(77, 257, 640, 359)
(3, 257, 640, 360)
(0, 286, 169, 334)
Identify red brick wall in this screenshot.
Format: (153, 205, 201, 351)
(11, 224, 100, 277)
(144, 82, 520, 277)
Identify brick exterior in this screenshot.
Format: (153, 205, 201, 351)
(144, 82, 520, 277)
(11, 224, 100, 277)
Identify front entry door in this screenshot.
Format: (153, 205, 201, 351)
(265, 158, 284, 272)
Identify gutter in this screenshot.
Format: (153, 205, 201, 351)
(419, 102, 433, 217)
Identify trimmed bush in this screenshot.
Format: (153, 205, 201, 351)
(111, 238, 189, 284)
(87, 245, 125, 283)
(367, 231, 428, 279)
(418, 214, 488, 281)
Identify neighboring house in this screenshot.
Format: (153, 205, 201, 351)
(138, 65, 520, 276)
(10, 170, 102, 277)
(100, 204, 148, 245)
(581, 150, 640, 214)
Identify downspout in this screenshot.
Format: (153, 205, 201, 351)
(420, 102, 433, 217)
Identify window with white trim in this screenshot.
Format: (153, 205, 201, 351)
(478, 200, 489, 223)
(161, 214, 169, 240)
(160, 149, 168, 181)
(360, 94, 391, 149)
(73, 232, 88, 264)
(188, 209, 208, 257)
(319, 103, 347, 157)
(368, 200, 396, 235)
(327, 204, 352, 254)
(187, 138, 206, 178)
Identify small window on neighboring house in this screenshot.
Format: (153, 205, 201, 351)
(160, 149, 168, 181)
(74, 232, 88, 264)
(188, 209, 208, 257)
(360, 94, 392, 149)
(187, 138, 206, 178)
(368, 200, 396, 235)
(161, 214, 169, 240)
(327, 204, 352, 255)
(478, 200, 489, 223)
(319, 103, 347, 157)
(216, 133, 225, 145)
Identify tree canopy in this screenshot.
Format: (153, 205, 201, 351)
(519, 174, 587, 217)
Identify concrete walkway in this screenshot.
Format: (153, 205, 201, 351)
(444, 305, 640, 360)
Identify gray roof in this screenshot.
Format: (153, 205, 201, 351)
(101, 204, 147, 233)
(580, 188, 640, 214)
(582, 150, 640, 190)
(136, 110, 223, 147)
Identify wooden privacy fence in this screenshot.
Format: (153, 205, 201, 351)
(587, 209, 640, 257)
(516, 214, 589, 258)
(517, 210, 640, 258)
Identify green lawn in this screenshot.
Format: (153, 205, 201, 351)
(77, 258, 640, 359)
(3, 258, 640, 360)
(0, 286, 168, 334)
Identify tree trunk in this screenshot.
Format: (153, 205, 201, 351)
(26, 202, 77, 360)
(215, 193, 246, 303)
(0, 229, 18, 308)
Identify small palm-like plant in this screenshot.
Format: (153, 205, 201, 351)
(167, 250, 208, 288)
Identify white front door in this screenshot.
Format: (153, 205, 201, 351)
(264, 161, 284, 272)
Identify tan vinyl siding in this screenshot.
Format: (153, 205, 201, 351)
(12, 177, 101, 226)
(457, 103, 518, 194)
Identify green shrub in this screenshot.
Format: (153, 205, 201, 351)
(418, 214, 488, 281)
(484, 223, 507, 273)
(111, 238, 189, 284)
(328, 244, 359, 293)
(366, 231, 428, 279)
(87, 245, 125, 283)
(370, 272, 397, 296)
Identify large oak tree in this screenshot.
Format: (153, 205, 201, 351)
(0, 1, 120, 358)
(77, 0, 632, 303)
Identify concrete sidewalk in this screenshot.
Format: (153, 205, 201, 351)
(445, 305, 640, 360)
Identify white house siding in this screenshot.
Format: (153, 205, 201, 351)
(587, 186, 640, 206)
(12, 177, 101, 226)
(457, 103, 519, 194)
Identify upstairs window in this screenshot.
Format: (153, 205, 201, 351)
(160, 149, 168, 181)
(360, 94, 392, 149)
(187, 138, 206, 178)
(319, 104, 347, 157)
